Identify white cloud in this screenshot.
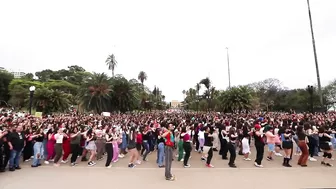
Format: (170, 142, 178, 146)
(0, 0, 335, 102)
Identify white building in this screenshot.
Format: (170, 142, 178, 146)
(11, 71, 26, 78)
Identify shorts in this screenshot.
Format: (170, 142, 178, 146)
(320, 142, 331, 151)
(282, 141, 293, 149)
(268, 143, 275, 152)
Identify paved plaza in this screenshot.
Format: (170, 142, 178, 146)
(1, 149, 336, 189)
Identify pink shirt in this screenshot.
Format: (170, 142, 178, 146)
(265, 131, 275, 144)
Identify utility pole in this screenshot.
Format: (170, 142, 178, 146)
(306, 0, 323, 107)
(226, 47, 231, 89)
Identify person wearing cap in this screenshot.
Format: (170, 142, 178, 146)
(253, 124, 265, 167)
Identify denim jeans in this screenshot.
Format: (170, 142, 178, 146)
(142, 140, 150, 160)
(43, 139, 48, 160)
(157, 142, 164, 166)
(9, 149, 22, 168)
(32, 142, 43, 166)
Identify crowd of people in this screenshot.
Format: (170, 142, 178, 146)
(1, 109, 336, 181)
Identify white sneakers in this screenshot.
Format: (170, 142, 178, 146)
(309, 157, 317, 161)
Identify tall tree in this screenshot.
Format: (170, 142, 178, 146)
(0, 71, 14, 103)
(105, 54, 118, 77)
(137, 71, 147, 89)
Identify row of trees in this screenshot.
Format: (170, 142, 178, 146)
(0, 55, 168, 114)
(182, 77, 336, 112)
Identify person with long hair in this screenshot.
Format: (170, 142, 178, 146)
(127, 126, 138, 168)
(31, 128, 44, 167)
(242, 133, 251, 161)
(69, 127, 82, 166)
(297, 124, 309, 167)
(253, 124, 265, 168)
(105, 128, 113, 168)
(219, 124, 229, 160)
(282, 126, 294, 167)
(227, 127, 238, 168)
(61, 129, 70, 163)
(23, 128, 33, 162)
(181, 126, 192, 168)
(318, 127, 333, 166)
(111, 127, 120, 162)
(44, 128, 55, 164)
(85, 129, 97, 166)
(156, 128, 165, 168)
(141, 126, 151, 161)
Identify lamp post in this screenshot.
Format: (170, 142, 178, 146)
(226, 47, 231, 89)
(29, 86, 36, 115)
(307, 85, 314, 112)
(306, 0, 323, 107)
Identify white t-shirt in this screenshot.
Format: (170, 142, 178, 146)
(54, 134, 64, 144)
(198, 130, 205, 139)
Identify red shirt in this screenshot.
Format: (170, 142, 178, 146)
(165, 132, 174, 147)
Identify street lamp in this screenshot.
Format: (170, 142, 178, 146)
(29, 86, 36, 115)
(306, 0, 323, 107)
(226, 47, 231, 89)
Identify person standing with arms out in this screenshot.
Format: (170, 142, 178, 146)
(253, 124, 265, 168)
(8, 125, 26, 171)
(161, 124, 175, 181)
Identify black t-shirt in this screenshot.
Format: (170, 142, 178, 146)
(8, 131, 25, 150)
(35, 135, 44, 142)
(297, 132, 306, 141)
(204, 133, 213, 147)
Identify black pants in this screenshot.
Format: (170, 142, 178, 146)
(308, 141, 315, 158)
(206, 147, 213, 165)
(195, 137, 200, 151)
(23, 141, 33, 161)
(183, 142, 192, 166)
(54, 143, 63, 163)
(0, 145, 4, 170)
(255, 144, 264, 165)
(220, 139, 228, 159)
(228, 142, 236, 165)
(70, 144, 81, 163)
(105, 143, 113, 167)
(1, 144, 10, 169)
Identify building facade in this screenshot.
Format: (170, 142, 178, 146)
(171, 100, 181, 108)
(11, 71, 26, 78)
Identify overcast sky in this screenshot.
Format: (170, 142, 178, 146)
(1, 0, 335, 102)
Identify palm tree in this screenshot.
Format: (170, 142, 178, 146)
(195, 83, 201, 112)
(78, 73, 112, 113)
(105, 54, 118, 77)
(200, 77, 211, 110)
(110, 76, 138, 112)
(219, 86, 252, 112)
(137, 71, 147, 90)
